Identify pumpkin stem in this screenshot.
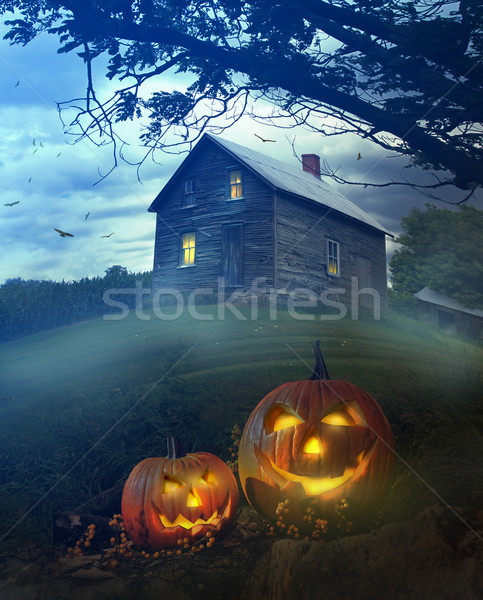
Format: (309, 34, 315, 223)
(166, 437, 183, 459)
(308, 339, 330, 380)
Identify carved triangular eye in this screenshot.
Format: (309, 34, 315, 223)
(163, 474, 184, 493)
(197, 469, 216, 485)
(265, 404, 304, 434)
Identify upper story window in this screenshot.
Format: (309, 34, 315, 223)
(327, 240, 340, 276)
(228, 169, 243, 200)
(183, 179, 196, 208)
(180, 232, 196, 266)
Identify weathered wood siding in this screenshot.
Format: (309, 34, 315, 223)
(274, 192, 388, 310)
(417, 301, 483, 339)
(152, 139, 275, 292)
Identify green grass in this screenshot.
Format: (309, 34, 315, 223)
(0, 305, 482, 549)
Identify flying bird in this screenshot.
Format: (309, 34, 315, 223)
(15, 81, 19, 87)
(101, 232, 114, 238)
(4, 201, 20, 207)
(32, 139, 35, 146)
(54, 228, 74, 238)
(32, 148, 38, 155)
(28, 177, 32, 183)
(357, 153, 362, 160)
(56, 152, 62, 158)
(85, 212, 90, 221)
(254, 133, 276, 143)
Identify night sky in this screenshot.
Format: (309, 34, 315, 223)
(1, 25, 482, 285)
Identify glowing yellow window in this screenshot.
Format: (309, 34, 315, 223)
(181, 232, 196, 265)
(229, 170, 243, 199)
(327, 240, 339, 276)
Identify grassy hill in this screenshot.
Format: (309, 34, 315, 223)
(0, 304, 482, 549)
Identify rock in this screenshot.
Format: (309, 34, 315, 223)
(71, 567, 115, 579)
(57, 554, 102, 570)
(13, 564, 42, 586)
(244, 505, 483, 600)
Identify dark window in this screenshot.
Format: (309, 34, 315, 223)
(183, 179, 196, 208)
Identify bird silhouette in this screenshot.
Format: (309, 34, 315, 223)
(4, 201, 20, 207)
(56, 152, 62, 158)
(357, 153, 362, 160)
(85, 212, 90, 221)
(254, 133, 276, 142)
(28, 177, 32, 183)
(54, 228, 74, 237)
(15, 81, 19, 87)
(101, 232, 114, 238)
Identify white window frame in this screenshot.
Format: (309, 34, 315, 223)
(327, 240, 340, 277)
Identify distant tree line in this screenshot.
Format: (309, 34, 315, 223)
(0, 266, 152, 342)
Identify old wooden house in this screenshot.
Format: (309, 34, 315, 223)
(148, 134, 391, 309)
(414, 287, 483, 338)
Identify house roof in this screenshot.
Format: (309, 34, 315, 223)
(149, 133, 392, 236)
(414, 286, 483, 318)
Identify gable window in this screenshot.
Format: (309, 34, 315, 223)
(327, 240, 340, 276)
(228, 169, 243, 199)
(183, 179, 196, 208)
(180, 232, 196, 266)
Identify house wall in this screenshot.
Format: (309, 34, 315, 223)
(152, 140, 275, 292)
(274, 192, 388, 310)
(417, 301, 483, 338)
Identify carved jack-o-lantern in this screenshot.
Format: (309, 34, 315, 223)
(238, 341, 394, 530)
(121, 438, 239, 550)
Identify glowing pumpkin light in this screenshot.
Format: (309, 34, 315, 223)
(238, 340, 394, 531)
(121, 438, 239, 550)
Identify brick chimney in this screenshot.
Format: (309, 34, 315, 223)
(302, 154, 321, 179)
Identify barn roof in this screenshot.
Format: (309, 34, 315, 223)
(149, 133, 392, 235)
(414, 287, 483, 318)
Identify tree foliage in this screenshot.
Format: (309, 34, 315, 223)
(389, 204, 483, 308)
(1, 0, 482, 196)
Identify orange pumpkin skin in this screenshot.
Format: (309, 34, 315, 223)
(122, 447, 239, 550)
(238, 369, 394, 530)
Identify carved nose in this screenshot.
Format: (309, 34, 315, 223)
(186, 490, 201, 507)
(303, 435, 323, 454)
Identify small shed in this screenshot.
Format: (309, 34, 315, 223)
(414, 287, 483, 339)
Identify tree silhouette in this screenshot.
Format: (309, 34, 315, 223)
(2, 0, 482, 198)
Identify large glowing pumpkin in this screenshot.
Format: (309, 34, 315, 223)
(238, 340, 394, 530)
(121, 438, 239, 550)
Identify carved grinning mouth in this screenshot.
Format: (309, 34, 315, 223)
(158, 509, 221, 530)
(254, 441, 377, 497)
(152, 491, 231, 531)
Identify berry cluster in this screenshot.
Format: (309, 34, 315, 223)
(266, 498, 353, 541)
(66, 523, 96, 557)
(227, 424, 241, 472)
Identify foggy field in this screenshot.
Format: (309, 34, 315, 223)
(0, 305, 482, 549)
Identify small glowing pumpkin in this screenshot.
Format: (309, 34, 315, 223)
(238, 340, 394, 530)
(121, 438, 239, 550)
